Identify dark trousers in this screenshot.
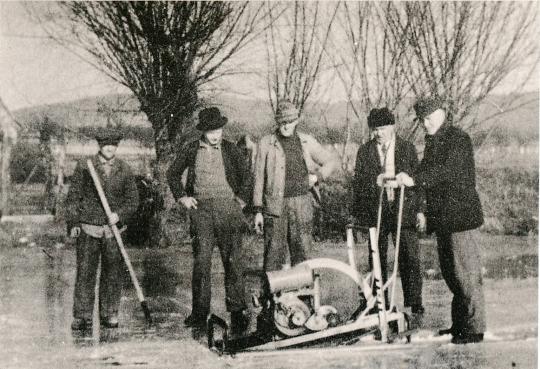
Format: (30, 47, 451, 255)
(436, 229, 486, 334)
(190, 198, 246, 319)
(73, 232, 122, 320)
(263, 194, 313, 271)
(368, 224, 423, 309)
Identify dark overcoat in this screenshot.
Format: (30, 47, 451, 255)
(65, 156, 139, 233)
(352, 136, 425, 228)
(415, 123, 484, 234)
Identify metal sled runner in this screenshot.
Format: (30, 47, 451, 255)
(208, 180, 413, 355)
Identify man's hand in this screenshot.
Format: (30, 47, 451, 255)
(70, 226, 81, 238)
(254, 212, 264, 235)
(109, 212, 120, 225)
(376, 173, 394, 187)
(179, 196, 198, 210)
(308, 174, 318, 188)
(416, 213, 426, 233)
(395, 172, 415, 187)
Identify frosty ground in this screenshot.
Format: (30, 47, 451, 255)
(0, 221, 537, 369)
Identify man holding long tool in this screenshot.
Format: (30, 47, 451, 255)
(66, 130, 139, 330)
(167, 107, 250, 334)
(351, 107, 425, 324)
(396, 97, 485, 344)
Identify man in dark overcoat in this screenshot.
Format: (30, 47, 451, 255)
(66, 130, 139, 330)
(167, 107, 250, 334)
(396, 97, 486, 344)
(352, 107, 425, 321)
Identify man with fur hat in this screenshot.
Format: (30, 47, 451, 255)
(395, 97, 485, 344)
(167, 107, 250, 334)
(252, 100, 339, 271)
(351, 107, 426, 322)
(66, 129, 139, 330)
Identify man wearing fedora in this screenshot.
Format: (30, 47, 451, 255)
(252, 100, 339, 271)
(167, 107, 250, 334)
(351, 107, 426, 322)
(396, 97, 485, 344)
(66, 130, 139, 330)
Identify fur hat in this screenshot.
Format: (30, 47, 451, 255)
(414, 96, 445, 120)
(367, 107, 395, 129)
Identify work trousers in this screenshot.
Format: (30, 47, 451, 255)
(190, 198, 246, 319)
(368, 224, 423, 309)
(263, 194, 313, 272)
(73, 232, 122, 320)
(436, 229, 486, 335)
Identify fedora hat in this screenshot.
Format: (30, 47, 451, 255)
(196, 107, 228, 131)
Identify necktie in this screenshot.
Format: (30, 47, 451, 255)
(382, 144, 394, 202)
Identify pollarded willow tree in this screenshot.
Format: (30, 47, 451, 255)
(41, 1, 269, 169)
(330, 1, 538, 143)
(31, 1, 271, 246)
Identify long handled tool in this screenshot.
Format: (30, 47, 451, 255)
(87, 160, 152, 324)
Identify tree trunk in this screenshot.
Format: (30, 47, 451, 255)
(141, 95, 198, 248)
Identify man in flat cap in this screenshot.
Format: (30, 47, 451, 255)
(252, 100, 339, 271)
(66, 129, 139, 330)
(351, 107, 425, 322)
(395, 97, 485, 344)
(167, 107, 250, 334)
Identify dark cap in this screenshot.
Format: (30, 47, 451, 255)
(95, 129, 123, 146)
(367, 107, 395, 129)
(413, 96, 445, 120)
(196, 107, 228, 131)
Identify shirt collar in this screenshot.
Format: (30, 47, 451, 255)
(98, 153, 115, 165)
(199, 139, 221, 150)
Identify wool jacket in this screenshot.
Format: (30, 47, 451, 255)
(166, 138, 250, 204)
(352, 136, 425, 228)
(415, 122, 484, 234)
(65, 156, 139, 233)
(252, 131, 339, 216)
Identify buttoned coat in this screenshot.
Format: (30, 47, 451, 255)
(352, 136, 424, 228)
(65, 156, 139, 233)
(415, 123, 483, 234)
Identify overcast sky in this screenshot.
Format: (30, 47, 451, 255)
(1, 1, 538, 112)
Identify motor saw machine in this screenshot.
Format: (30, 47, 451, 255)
(207, 180, 415, 354)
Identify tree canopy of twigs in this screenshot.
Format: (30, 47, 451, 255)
(45, 1, 267, 164)
(330, 1, 538, 142)
(264, 1, 339, 114)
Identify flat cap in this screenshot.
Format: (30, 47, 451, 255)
(95, 129, 123, 146)
(275, 100, 299, 125)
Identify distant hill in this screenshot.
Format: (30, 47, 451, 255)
(12, 91, 539, 145)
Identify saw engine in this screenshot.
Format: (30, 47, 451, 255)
(260, 264, 340, 337)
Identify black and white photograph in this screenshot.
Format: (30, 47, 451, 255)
(0, 1, 538, 368)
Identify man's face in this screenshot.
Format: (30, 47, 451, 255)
(203, 128, 223, 145)
(99, 144, 118, 160)
(372, 125, 395, 145)
(278, 119, 299, 137)
(421, 109, 445, 135)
